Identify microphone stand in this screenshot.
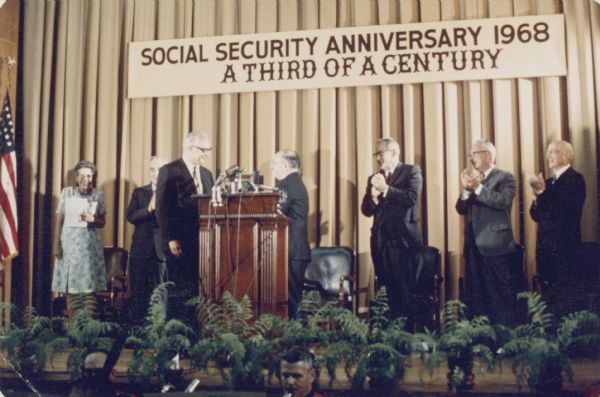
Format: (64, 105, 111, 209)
(211, 172, 226, 207)
(0, 351, 42, 396)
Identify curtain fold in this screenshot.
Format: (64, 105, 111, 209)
(20, 0, 600, 312)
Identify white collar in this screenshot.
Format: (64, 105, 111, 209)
(554, 164, 570, 180)
(482, 165, 495, 179)
(183, 157, 198, 177)
(382, 162, 400, 175)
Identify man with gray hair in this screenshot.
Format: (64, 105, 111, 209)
(127, 156, 169, 324)
(361, 137, 423, 322)
(456, 139, 521, 325)
(528, 140, 585, 313)
(271, 149, 310, 318)
(156, 132, 214, 323)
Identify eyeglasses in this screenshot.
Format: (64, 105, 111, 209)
(193, 146, 212, 153)
(469, 150, 489, 157)
(373, 149, 391, 157)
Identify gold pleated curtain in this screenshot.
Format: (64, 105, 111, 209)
(21, 0, 600, 311)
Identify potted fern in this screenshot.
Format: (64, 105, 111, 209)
(500, 292, 600, 392)
(0, 305, 68, 378)
(351, 288, 410, 390)
(190, 292, 273, 390)
(58, 310, 120, 378)
(310, 298, 369, 387)
(426, 300, 496, 391)
(126, 282, 194, 387)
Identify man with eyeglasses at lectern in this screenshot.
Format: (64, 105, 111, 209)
(156, 131, 214, 323)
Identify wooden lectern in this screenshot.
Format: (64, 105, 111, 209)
(198, 192, 289, 317)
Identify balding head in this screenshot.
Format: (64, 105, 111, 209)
(271, 149, 301, 181)
(149, 156, 168, 186)
(547, 140, 574, 172)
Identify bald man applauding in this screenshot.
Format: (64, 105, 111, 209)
(529, 140, 586, 313)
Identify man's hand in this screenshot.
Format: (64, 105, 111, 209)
(148, 194, 156, 212)
(461, 169, 472, 189)
(371, 173, 388, 194)
(461, 168, 482, 191)
(168, 240, 183, 257)
(528, 172, 545, 193)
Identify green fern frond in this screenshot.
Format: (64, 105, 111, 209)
(383, 320, 415, 355)
(145, 282, 173, 325)
(410, 329, 438, 356)
(0, 302, 18, 327)
(252, 314, 287, 340)
(329, 307, 368, 344)
(46, 337, 70, 355)
(0, 307, 70, 378)
(318, 340, 355, 385)
(369, 287, 390, 343)
(351, 342, 404, 390)
(297, 291, 323, 319)
(518, 292, 553, 336)
(163, 319, 193, 337)
(557, 310, 600, 358)
(196, 295, 223, 338)
(280, 318, 324, 347)
(443, 300, 467, 332)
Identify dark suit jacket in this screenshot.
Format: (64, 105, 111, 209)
(126, 184, 162, 260)
(530, 166, 586, 261)
(361, 163, 423, 251)
(155, 158, 214, 250)
(276, 172, 311, 261)
(456, 167, 516, 257)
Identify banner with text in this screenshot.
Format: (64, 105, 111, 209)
(128, 14, 566, 98)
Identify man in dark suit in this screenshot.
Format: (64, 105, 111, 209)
(155, 131, 214, 322)
(528, 140, 586, 314)
(456, 139, 521, 326)
(271, 149, 311, 319)
(126, 156, 168, 325)
(361, 137, 422, 321)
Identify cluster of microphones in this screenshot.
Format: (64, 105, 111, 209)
(210, 165, 278, 207)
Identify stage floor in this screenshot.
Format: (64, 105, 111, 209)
(2, 351, 597, 396)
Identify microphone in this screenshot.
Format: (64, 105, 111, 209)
(161, 384, 175, 393)
(250, 170, 259, 185)
(214, 171, 227, 187)
(256, 184, 278, 191)
(225, 165, 243, 176)
(211, 185, 223, 207)
(185, 379, 200, 392)
(214, 165, 241, 186)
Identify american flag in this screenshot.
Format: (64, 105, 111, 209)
(0, 91, 18, 259)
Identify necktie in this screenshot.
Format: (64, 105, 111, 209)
(551, 175, 557, 184)
(193, 166, 202, 194)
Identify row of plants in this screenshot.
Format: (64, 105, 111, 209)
(1, 284, 599, 393)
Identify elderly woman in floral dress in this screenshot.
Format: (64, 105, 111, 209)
(52, 160, 107, 319)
